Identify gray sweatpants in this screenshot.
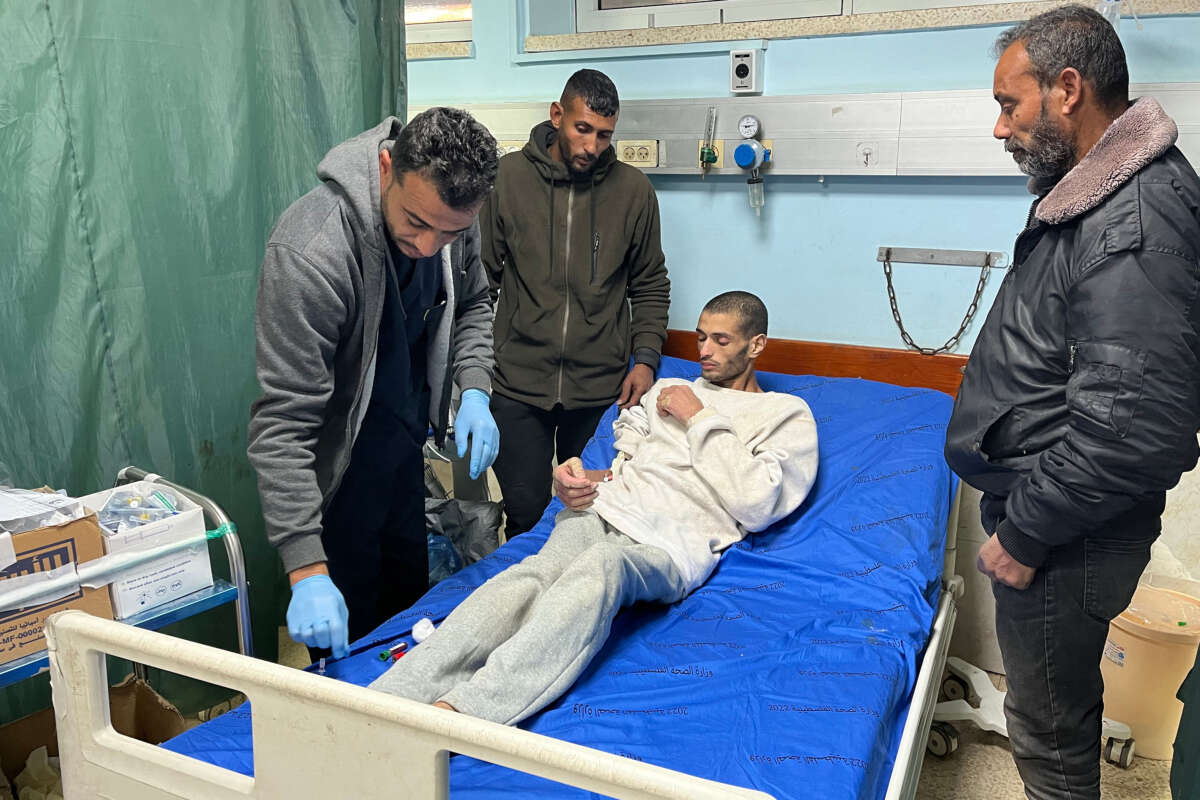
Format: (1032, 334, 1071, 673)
(368, 510, 686, 725)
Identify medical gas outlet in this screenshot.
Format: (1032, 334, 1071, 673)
(733, 139, 769, 171)
(734, 115, 770, 216)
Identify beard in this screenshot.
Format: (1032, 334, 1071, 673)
(557, 138, 596, 176)
(705, 344, 752, 383)
(1005, 103, 1076, 179)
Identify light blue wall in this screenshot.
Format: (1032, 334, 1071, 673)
(410, 5, 1200, 350)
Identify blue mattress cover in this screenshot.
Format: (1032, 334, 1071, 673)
(164, 356, 957, 799)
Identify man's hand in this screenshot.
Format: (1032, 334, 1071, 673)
(617, 364, 655, 410)
(656, 384, 704, 424)
(455, 388, 500, 479)
(977, 533, 1037, 590)
(286, 566, 350, 658)
(552, 457, 609, 511)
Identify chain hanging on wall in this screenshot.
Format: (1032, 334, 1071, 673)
(882, 247, 995, 356)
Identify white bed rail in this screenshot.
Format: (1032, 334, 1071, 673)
(45, 610, 772, 800)
(882, 482, 963, 800)
(883, 588, 958, 800)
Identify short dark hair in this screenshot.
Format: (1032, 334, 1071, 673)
(993, 5, 1129, 113)
(561, 69, 620, 117)
(390, 107, 499, 210)
(703, 291, 768, 338)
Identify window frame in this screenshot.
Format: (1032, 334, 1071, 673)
(405, 1, 472, 44)
(847, 0, 1013, 15)
(576, 0, 842, 32)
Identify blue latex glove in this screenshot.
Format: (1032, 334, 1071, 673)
(287, 575, 349, 658)
(455, 388, 500, 480)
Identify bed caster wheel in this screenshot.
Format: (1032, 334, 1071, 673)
(941, 674, 969, 702)
(1104, 736, 1135, 769)
(927, 721, 960, 758)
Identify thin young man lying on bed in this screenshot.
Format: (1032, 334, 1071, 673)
(369, 291, 819, 724)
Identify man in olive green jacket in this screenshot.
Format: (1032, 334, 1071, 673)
(481, 69, 670, 537)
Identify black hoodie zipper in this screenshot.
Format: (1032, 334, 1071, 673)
(590, 174, 599, 283)
(591, 232, 599, 282)
(556, 184, 575, 404)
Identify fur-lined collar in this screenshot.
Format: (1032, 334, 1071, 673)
(1032, 97, 1178, 225)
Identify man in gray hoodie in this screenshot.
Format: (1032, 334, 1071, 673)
(248, 108, 501, 659)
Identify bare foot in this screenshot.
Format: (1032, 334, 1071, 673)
(432, 700, 458, 712)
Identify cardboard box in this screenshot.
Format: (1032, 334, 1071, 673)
(0, 674, 188, 785)
(79, 482, 213, 620)
(0, 515, 115, 668)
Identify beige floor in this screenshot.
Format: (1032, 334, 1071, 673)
(915, 672, 1173, 798)
(916, 722, 1173, 799)
(277, 625, 310, 670)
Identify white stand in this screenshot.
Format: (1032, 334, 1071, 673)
(927, 656, 1136, 769)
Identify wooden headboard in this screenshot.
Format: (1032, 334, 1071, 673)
(662, 330, 968, 397)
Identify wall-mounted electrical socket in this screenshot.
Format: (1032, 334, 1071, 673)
(697, 139, 725, 169)
(616, 139, 659, 168)
(497, 140, 525, 156)
(730, 49, 763, 95)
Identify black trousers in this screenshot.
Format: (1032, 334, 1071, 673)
(1172, 647, 1200, 800)
(308, 435, 429, 660)
(489, 391, 609, 537)
(993, 528, 1157, 800)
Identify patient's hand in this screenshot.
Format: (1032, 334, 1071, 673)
(656, 385, 704, 423)
(553, 457, 605, 511)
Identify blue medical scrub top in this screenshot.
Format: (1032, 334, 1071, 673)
(317, 240, 445, 640)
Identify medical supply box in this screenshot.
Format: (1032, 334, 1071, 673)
(0, 513, 115, 668)
(79, 481, 213, 620)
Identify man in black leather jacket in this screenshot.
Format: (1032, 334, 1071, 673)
(945, 7, 1200, 798)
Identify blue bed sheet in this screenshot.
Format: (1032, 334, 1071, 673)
(164, 356, 957, 799)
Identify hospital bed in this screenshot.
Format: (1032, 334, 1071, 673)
(44, 340, 966, 800)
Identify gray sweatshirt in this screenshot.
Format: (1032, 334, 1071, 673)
(247, 117, 495, 573)
(592, 378, 819, 591)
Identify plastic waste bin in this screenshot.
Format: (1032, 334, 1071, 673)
(1101, 580, 1200, 760)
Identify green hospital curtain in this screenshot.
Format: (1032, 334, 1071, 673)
(0, 0, 405, 720)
